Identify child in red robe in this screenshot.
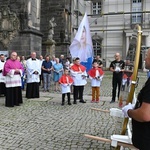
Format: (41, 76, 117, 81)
(88, 61, 104, 103)
(70, 57, 87, 104)
(59, 68, 73, 105)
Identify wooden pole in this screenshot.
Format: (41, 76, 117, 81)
(91, 107, 110, 113)
(116, 25, 142, 150)
(85, 134, 138, 149)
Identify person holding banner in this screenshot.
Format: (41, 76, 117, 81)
(70, 57, 87, 104)
(122, 48, 150, 150)
(69, 13, 93, 72)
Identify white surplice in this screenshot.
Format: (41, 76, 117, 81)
(0, 61, 5, 83)
(89, 70, 104, 87)
(70, 68, 87, 86)
(26, 58, 41, 83)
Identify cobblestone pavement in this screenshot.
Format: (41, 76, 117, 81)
(0, 71, 147, 150)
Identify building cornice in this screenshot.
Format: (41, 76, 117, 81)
(20, 29, 43, 37)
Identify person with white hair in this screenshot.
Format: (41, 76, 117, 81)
(3, 52, 24, 107)
(39, 55, 44, 87)
(51, 55, 56, 66)
(59, 54, 65, 68)
(53, 58, 63, 92)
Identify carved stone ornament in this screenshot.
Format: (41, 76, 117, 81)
(0, 7, 20, 48)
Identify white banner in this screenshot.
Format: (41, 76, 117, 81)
(69, 13, 93, 72)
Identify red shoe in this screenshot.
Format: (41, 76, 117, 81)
(96, 99, 100, 103)
(91, 100, 95, 103)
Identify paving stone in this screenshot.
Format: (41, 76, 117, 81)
(0, 71, 147, 150)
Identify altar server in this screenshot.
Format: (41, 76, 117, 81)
(88, 61, 104, 103)
(59, 68, 73, 105)
(70, 57, 87, 104)
(26, 52, 41, 98)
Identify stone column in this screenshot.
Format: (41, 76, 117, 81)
(43, 40, 56, 56)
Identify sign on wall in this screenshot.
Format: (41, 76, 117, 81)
(0, 51, 9, 58)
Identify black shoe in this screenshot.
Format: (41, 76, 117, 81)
(73, 101, 77, 104)
(15, 104, 20, 106)
(68, 102, 72, 105)
(110, 100, 115, 103)
(79, 100, 86, 103)
(61, 103, 64, 106)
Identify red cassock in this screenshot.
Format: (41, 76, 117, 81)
(71, 64, 86, 72)
(88, 67, 104, 78)
(59, 74, 73, 84)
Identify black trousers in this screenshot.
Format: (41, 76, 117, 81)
(73, 85, 84, 102)
(112, 76, 122, 101)
(62, 93, 70, 103)
(0, 82, 6, 96)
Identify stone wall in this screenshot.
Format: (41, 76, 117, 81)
(0, 0, 42, 58)
(40, 0, 71, 58)
(8, 30, 43, 58)
(0, 0, 71, 58)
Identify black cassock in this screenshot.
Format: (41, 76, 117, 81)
(26, 82, 39, 98)
(0, 82, 6, 96)
(5, 86, 22, 107)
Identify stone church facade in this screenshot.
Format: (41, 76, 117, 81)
(1, 0, 150, 69)
(0, 0, 71, 58)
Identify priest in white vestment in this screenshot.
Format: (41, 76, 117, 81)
(0, 54, 6, 95)
(26, 52, 41, 98)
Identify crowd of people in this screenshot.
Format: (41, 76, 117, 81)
(0, 51, 150, 149)
(0, 51, 148, 107)
(0, 52, 105, 107)
(0, 52, 138, 107)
